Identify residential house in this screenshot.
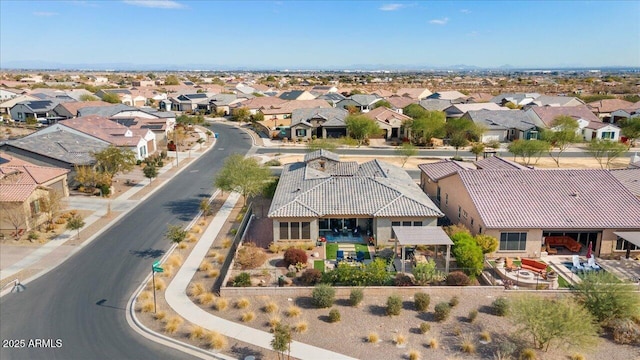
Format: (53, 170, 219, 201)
(279, 90, 317, 101)
(419, 99, 454, 112)
(395, 88, 432, 100)
(260, 100, 331, 122)
(434, 169, 640, 257)
(587, 99, 634, 122)
(53, 100, 112, 119)
(209, 94, 249, 116)
(131, 80, 155, 87)
(386, 96, 417, 114)
(310, 85, 338, 95)
(0, 155, 70, 236)
(228, 96, 287, 115)
(462, 110, 542, 142)
(362, 106, 411, 139)
(465, 92, 493, 103)
(577, 120, 621, 141)
(9, 100, 66, 123)
(77, 104, 138, 118)
(336, 94, 382, 113)
(444, 102, 506, 119)
(427, 91, 468, 102)
(529, 95, 585, 107)
(525, 105, 619, 141)
(610, 105, 640, 125)
(610, 168, 640, 198)
(0, 88, 21, 101)
(418, 160, 476, 206)
(35, 115, 156, 160)
(65, 89, 96, 102)
(371, 89, 394, 98)
(474, 156, 531, 170)
(0, 94, 38, 115)
(316, 93, 346, 107)
(490, 93, 541, 107)
(96, 89, 132, 103)
(268, 150, 443, 246)
(169, 93, 213, 112)
(289, 108, 349, 141)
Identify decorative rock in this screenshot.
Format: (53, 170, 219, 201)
(312, 252, 319, 258)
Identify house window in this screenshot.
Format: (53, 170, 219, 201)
(18, 112, 23, 120)
(301, 222, 311, 239)
(479, 227, 482, 234)
(458, 206, 461, 220)
(391, 221, 401, 227)
(436, 186, 441, 202)
(30, 200, 41, 216)
(413, 221, 423, 226)
(296, 129, 307, 137)
(499, 232, 527, 251)
(402, 221, 412, 227)
(601, 131, 614, 140)
(470, 218, 474, 227)
(616, 237, 639, 251)
(290, 222, 300, 239)
(279, 222, 289, 240)
(445, 193, 448, 205)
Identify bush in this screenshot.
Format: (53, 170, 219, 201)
(312, 284, 335, 308)
(300, 269, 322, 285)
(492, 297, 509, 317)
(367, 332, 379, 343)
(283, 248, 308, 267)
(214, 298, 228, 311)
(468, 309, 478, 323)
(460, 335, 476, 354)
(236, 244, 267, 269)
(233, 272, 251, 287)
(394, 272, 414, 286)
(264, 159, 281, 166)
(414, 292, 430, 312)
(241, 311, 255, 322)
(449, 296, 460, 307)
(428, 338, 438, 349)
(611, 318, 640, 345)
(570, 354, 586, 360)
(328, 308, 341, 323)
(573, 271, 640, 325)
(519, 348, 537, 360)
(293, 321, 308, 333)
(386, 295, 402, 316)
(394, 333, 407, 346)
(235, 298, 250, 309)
(434, 302, 451, 322)
(349, 288, 364, 306)
(419, 322, 431, 334)
(408, 349, 420, 360)
(285, 305, 301, 318)
(446, 271, 470, 286)
(450, 232, 484, 277)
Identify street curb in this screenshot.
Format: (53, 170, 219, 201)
(0, 136, 217, 298)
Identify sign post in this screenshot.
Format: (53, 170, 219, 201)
(152, 261, 164, 313)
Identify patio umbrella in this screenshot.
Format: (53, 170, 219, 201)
(586, 241, 592, 259)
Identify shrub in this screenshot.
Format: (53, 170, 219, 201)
(394, 333, 407, 346)
(206, 331, 227, 350)
(222, 238, 232, 248)
(367, 332, 379, 343)
(468, 309, 478, 323)
(349, 288, 364, 306)
(268, 316, 281, 330)
(236, 244, 267, 269)
(139, 291, 152, 301)
(386, 295, 402, 316)
(434, 302, 451, 322)
(285, 305, 301, 318)
(188, 282, 206, 297)
(189, 325, 205, 340)
(235, 298, 250, 309)
(408, 349, 420, 360)
(207, 269, 220, 278)
(414, 292, 430, 312)
(428, 338, 438, 349)
(191, 225, 202, 234)
(450, 232, 484, 277)
(178, 242, 188, 250)
(573, 271, 640, 325)
(214, 297, 228, 311)
(283, 248, 307, 267)
(293, 321, 308, 333)
(268, 242, 281, 253)
(449, 296, 459, 307)
(199, 261, 213, 272)
(328, 308, 341, 323)
(139, 300, 154, 313)
(492, 297, 509, 317)
(164, 316, 183, 334)
(460, 335, 476, 354)
(286, 271, 297, 278)
(446, 271, 470, 286)
(154, 278, 166, 291)
(480, 331, 491, 342)
(167, 254, 183, 267)
(241, 311, 255, 322)
(233, 272, 251, 287)
(263, 301, 278, 314)
(300, 269, 322, 285)
(207, 250, 219, 258)
(570, 354, 586, 360)
(394, 272, 414, 286)
(198, 292, 216, 305)
(312, 284, 335, 308)
(216, 254, 225, 264)
(154, 311, 166, 321)
(419, 322, 430, 334)
(611, 318, 640, 345)
(519, 348, 537, 360)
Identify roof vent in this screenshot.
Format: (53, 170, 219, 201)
(570, 192, 578, 197)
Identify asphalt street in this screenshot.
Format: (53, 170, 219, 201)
(0, 123, 252, 360)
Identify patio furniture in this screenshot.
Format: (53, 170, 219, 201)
(587, 257, 601, 270)
(572, 255, 584, 271)
(356, 251, 365, 262)
(546, 236, 582, 253)
(336, 250, 344, 262)
(521, 258, 547, 274)
(545, 243, 558, 255)
(505, 257, 515, 271)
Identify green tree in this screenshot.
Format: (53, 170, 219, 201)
(199, 199, 211, 217)
(251, 112, 264, 123)
(271, 323, 292, 360)
(147, 72, 156, 80)
(92, 146, 137, 179)
(166, 224, 188, 249)
(164, 75, 180, 85)
(345, 114, 381, 147)
(101, 92, 121, 104)
(620, 117, 640, 146)
(542, 115, 582, 167)
(450, 232, 484, 278)
(509, 296, 599, 352)
(214, 154, 272, 206)
(80, 94, 99, 101)
(409, 110, 446, 146)
(507, 139, 550, 166)
(469, 142, 485, 161)
(402, 103, 429, 119)
(474, 234, 498, 254)
(395, 142, 418, 167)
(573, 271, 640, 325)
(372, 99, 391, 109)
(231, 107, 251, 123)
(307, 138, 338, 152)
(66, 214, 86, 240)
(623, 94, 640, 103)
(586, 139, 628, 169)
(25, 116, 38, 125)
(40, 191, 65, 227)
(143, 164, 157, 183)
(446, 118, 484, 157)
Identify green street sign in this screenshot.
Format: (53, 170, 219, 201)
(153, 261, 161, 267)
(153, 266, 164, 273)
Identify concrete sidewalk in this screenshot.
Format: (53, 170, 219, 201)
(164, 192, 357, 360)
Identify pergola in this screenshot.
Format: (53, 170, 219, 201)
(614, 232, 640, 259)
(392, 226, 454, 274)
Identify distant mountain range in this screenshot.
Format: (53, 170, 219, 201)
(1, 60, 638, 72)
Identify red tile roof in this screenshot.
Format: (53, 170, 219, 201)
(57, 100, 112, 116)
(59, 115, 144, 147)
(260, 100, 330, 115)
(418, 160, 476, 181)
(457, 169, 640, 229)
(0, 155, 69, 202)
(587, 99, 634, 113)
(530, 105, 601, 127)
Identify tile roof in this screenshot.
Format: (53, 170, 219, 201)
(304, 149, 340, 163)
(466, 109, 539, 131)
(418, 99, 452, 111)
(56, 100, 112, 117)
(6, 129, 109, 166)
(457, 169, 640, 229)
(528, 105, 601, 127)
(531, 95, 584, 107)
(445, 102, 506, 115)
(490, 93, 540, 105)
(466, 92, 494, 103)
(395, 88, 432, 100)
(386, 96, 416, 109)
(427, 91, 467, 101)
(0, 156, 69, 202)
(347, 94, 381, 106)
(261, 100, 331, 115)
(231, 96, 287, 110)
(77, 104, 138, 117)
(269, 153, 442, 219)
(363, 106, 411, 126)
(279, 90, 309, 100)
(587, 99, 634, 113)
(418, 160, 476, 181)
(610, 169, 640, 197)
(58, 115, 145, 147)
(474, 156, 530, 170)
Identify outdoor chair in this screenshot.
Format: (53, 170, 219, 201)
(572, 255, 584, 271)
(336, 250, 344, 262)
(545, 243, 558, 255)
(587, 257, 601, 270)
(356, 251, 365, 262)
(505, 257, 515, 271)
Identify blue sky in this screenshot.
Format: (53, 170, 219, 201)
(1, 0, 639, 69)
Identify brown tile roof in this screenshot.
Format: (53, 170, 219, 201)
(466, 92, 493, 103)
(610, 169, 640, 197)
(260, 100, 330, 115)
(474, 156, 530, 170)
(0, 155, 68, 202)
(587, 99, 634, 113)
(59, 115, 144, 147)
(395, 88, 432, 100)
(386, 96, 416, 109)
(418, 160, 476, 181)
(364, 106, 412, 126)
(530, 105, 601, 127)
(457, 169, 640, 229)
(372, 89, 394, 98)
(231, 96, 287, 110)
(58, 100, 112, 116)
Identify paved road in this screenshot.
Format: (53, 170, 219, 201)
(0, 123, 252, 360)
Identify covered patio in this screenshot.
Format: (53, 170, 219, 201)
(392, 226, 453, 274)
(614, 231, 640, 259)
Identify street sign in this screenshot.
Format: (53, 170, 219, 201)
(152, 261, 163, 273)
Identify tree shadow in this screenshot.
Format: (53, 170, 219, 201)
(334, 298, 351, 307)
(294, 296, 315, 309)
(409, 326, 424, 335)
(368, 304, 388, 317)
(402, 300, 415, 311)
(318, 315, 331, 323)
(229, 344, 263, 360)
(95, 299, 125, 311)
(416, 312, 435, 322)
(478, 305, 494, 315)
(129, 248, 165, 259)
(163, 198, 201, 221)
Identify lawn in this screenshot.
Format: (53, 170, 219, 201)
(325, 243, 370, 260)
(314, 259, 325, 272)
